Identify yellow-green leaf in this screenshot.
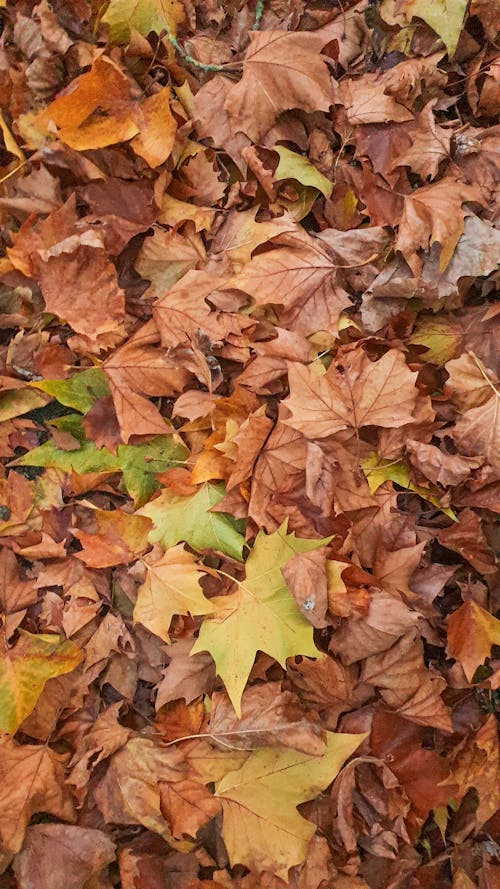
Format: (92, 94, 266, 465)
(0, 632, 82, 733)
(191, 524, 329, 716)
(274, 146, 333, 197)
(405, 0, 467, 56)
(215, 730, 367, 877)
(134, 544, 214, 642)
(361, 452, 457, 520)
(102, 0, 184, 43)
(139, 482, 245, 560)
(31, 368, 110, 414)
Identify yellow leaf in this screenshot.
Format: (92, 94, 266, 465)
(192, 524, 329, 716)
(361, 452, 457, 520)
(405, 0, 467, 56)
(134, 544, 214, 642)
(215, 731, 367, 877)
(102, 0, 184, 42)
(274, 146, 332, 197)
(0, 632, 82, 733)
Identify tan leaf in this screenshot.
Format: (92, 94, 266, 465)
(447, 599, 500, 681)
(284, 347, 418, 439)
(209, 682, 326, 755)
(0, 737, 74, 865)
(224, 31, 333, 141)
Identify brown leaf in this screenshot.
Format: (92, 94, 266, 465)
(284, 347, 418, 439)
(209, 683, 326, 755)
(225, 31, 333, 141)
(0, 737, 75, 867)
(447, 599, 500, 682)
(12, 824, 116, 889)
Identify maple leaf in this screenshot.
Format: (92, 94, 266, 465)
(452, 715, 499, 828)
(0, 631, 82, 733)
(224, 31, 333, 141)
(139, 482, 245, 560)
(227, 232, 350, 336)
(72, 509, 152, 568)
(447, 599, 500, 681)
(192, 524, 328, 715)
(94, 737, 196, 851)
(209, 683, 327, 755)
(134, 545, 214, 643)
(274, 146, 333, 197)
(284, 348, 418, 439)
(214, 731, 366, 877)
(32, 368, 110, 414)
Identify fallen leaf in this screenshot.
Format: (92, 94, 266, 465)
(447, 599, 500, 681)
(214, 730, 366, 878)
(134, 544, 214, 642)
(0, 631, 82, 733)
(139, 482, 245, 560)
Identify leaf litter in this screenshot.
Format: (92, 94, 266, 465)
(0, 1, 498, 887)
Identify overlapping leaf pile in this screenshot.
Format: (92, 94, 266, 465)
(0, 1, 498, 887)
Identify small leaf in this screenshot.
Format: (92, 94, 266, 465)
(134, 545, 214, 642)
(447, 599, 500, 681)
(274, 146, 332, 197)
(102, 0, 184, 43)
(405, 0, 467, 57)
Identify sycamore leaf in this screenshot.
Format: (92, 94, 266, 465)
(31, 368, 110, 414)
(405, 0, 467, 57)
(0, 631, 82, 733)
(139, 482, 245, 560)
(15, 415, 188, 507)
(447, 599, 500, 681)
(134, 545, 214, 642)
(284, 348, 418, 439)
(215, 731, 367, 877)
(102, 0, 184, 43)
(191, 525, 328, 716)
(274, 146, 332, 198)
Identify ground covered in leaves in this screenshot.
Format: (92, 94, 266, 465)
(0, 1, 498, 887)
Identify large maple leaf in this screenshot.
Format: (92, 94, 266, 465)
(214, 731, 366, 877)
(191, 524, 328, 715)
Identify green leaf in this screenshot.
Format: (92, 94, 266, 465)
(139, 482, 245, 560)
(15, 415, 188, 507)
(361, 452, 457, 520)
(102, 0, 184, 43)
(215, 730, 367, 877)
(274, 146, 332, 197)
(0, 631, 82, 733)
(405, 0, 467, 57)
(192, 524, 328, 715)
(117, 436, 188, 507)
(31, 368, 110, 414)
